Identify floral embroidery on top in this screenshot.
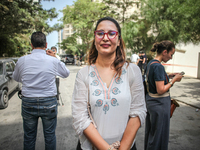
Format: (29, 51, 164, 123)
(115, 77, 123, 84)
(91, 65, 124, 114)
(93, 89, 102, 96)
(89, 71, 96, 77)
(91, 80, 99, 86)
(122, 68, 126, 75)
(95, 99, 103, 107)
(112, 87, 121, 95)
(103, 102, 109, 114)
(111, 98, 119, 106)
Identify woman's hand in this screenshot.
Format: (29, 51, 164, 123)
(172, 73, 183, 83)
(168, 73, 179, 79)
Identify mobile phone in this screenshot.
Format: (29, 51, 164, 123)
(180, 71, 185, 75)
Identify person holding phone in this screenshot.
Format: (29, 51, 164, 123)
(144, 40, 183, 150)
(13, 31, 70, 150)
(50, 46, 61, 60)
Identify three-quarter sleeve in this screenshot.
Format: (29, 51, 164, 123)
(72, 67, 92, 135)
(128, 64, 147, 126)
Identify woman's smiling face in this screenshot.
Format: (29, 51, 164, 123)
(94, 20, 120, 56)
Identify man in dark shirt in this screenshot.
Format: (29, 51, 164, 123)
(142, 52, 147, 74)
(138, 51, 144, 72)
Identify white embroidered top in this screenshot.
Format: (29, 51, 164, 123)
(72, 63, 146, 150)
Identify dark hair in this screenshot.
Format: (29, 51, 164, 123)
(31, 31, 46, 48)
(88, 17, 127, 77)
(51, 46, 57, 50)
(150, 40, 175, 54)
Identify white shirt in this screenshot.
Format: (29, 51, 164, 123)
(72, 63, 146, 150)
(131, 54, 139, 63)
(13, 49, 70, 97)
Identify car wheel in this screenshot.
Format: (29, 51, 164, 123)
(0, 90, 8, 109)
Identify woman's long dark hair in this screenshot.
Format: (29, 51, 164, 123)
(150, 40, 175, 54)
(87, 17, 127, 77)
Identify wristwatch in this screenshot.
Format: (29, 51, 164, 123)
(169, 81, 173, 87)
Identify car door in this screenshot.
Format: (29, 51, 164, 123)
(5, 61, 15, 93)
(10, 61, 18, 90)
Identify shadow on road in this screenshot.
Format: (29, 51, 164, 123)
(0, 115, 78, 150)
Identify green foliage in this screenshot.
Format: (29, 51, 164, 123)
(102, 0, 139, 24)
(140, 0, 200, 44)
(60, 0, 200, 57)
(59, 35, 78, 55)
(0, 0, 58, 57)
(62, 0, 110, 54)
(122, 20, 154, 53)
(122, 0, 200, 55)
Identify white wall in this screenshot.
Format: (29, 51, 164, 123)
(164, 43, 200, 78)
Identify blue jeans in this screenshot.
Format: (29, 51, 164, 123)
(21, 96, 58, 150)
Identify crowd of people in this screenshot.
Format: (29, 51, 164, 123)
(12, 16, 184, 150)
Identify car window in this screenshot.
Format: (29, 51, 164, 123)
(10, 61, 15, 70)
(0, 63, 3, 75)
(6, 62, 13, 72)
(67, 55, 74, 58)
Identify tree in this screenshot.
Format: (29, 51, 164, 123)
(0, 0, 58, 57)
(102, 0, 139, 24)
(62, 0, 109, 54)
(59, 34, 80, 55)
(122, 0, 200, 55)
(122, 19, 154, 53)
(140, 0, 200, 45)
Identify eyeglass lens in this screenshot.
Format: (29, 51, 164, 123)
(95, 31, 117, 39)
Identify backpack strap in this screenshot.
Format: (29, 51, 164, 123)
(146, 61, 160, 93)
(146, 61, 169, 93)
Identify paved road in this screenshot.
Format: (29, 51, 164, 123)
(0, 65, 199, 150)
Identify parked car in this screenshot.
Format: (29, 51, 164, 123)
(11, 57, 19, 63)
(60, 54, 74, 64)
(0, 58, 20, 109)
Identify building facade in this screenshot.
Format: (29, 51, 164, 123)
(164, 43, 200, 78)
(58, 24, 74, 54)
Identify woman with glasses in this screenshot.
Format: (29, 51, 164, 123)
(72, 17, 146, 150)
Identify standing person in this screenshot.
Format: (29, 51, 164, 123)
(51, 46, 61, 60)
(51, 46, 61, 103)
(79, 53, 83, 66)
(142, 52, 147, 74)
(137, 51, 144, 72)
(144, 40, 183, 150)
(74, 54, 77, 65)
(72, 17, 146, 150)
(131, 52, 139, 64)
(12, 31, 70, 150)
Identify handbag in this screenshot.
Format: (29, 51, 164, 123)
(170, 99, 180, 118)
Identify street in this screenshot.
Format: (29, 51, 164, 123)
(0, 65, 200, 150)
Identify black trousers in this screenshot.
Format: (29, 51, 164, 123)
(56, 77, 60, 100)
(76, 140, 137, 150)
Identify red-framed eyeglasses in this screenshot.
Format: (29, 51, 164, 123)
(94, 30, 118, 40)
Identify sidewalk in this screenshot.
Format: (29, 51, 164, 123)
(170, 76, 200, 109)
